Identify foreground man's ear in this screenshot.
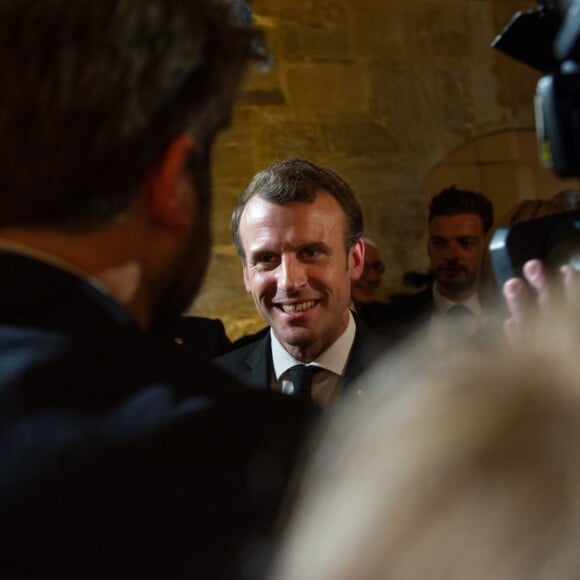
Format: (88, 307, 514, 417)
(350, 238, 365, 279)
(145, 133, 196, 230)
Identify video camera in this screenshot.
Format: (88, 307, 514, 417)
(490, 1, 580, 293)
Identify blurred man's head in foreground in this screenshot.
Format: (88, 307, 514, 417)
(0, 0, 263, 329)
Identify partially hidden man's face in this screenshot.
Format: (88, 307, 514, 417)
(239, 190, 364, 362)
(150, 146, 212, 332)
(351, 240, 384, 305)
(427, 213, 485, 301)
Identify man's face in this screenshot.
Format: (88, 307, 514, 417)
(150, 148, 212, 332)
(239, 190, 364, 362)
(351, 240, 384, 305)
(427, 213, 485, 301)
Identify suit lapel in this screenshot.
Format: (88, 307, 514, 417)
(342, 317, 383, 391)
(242, 333, 273, 391)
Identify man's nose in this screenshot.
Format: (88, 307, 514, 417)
(277, 255, 307, 291)
(442, 243, 461, 260)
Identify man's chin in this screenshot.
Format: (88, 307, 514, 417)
(273, 325, 314, 347)
(438, 277, 477, 295)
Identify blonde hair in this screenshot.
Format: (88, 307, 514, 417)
(272, 300, 580, 580)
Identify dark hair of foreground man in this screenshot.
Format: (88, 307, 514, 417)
(0, 1, 314, 578)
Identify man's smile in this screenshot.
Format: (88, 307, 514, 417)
(278, 300, 317, 314)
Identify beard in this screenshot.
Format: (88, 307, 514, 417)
(149, 150, 213, 334)
(149, 205, 211, 334)
(436, 270, 478, 298)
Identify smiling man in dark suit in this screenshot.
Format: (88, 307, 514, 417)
(214, 158, 381, 407)
(0, 2, 313, 578)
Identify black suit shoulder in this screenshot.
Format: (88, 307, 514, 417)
(359, 289, 433, 349)
(169, 315, 232, 364)
(213, 331, 272, 391)
(0, 253, 313, 579)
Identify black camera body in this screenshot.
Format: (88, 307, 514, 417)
(490, 1, 580, 295)
(493, 0, 580, 177)
(489, 210, 580, 293)
(535, 69, 580, 177)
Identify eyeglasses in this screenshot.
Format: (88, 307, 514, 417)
(363, 261, 385, 275)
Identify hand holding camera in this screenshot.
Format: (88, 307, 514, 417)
(502, 258, 576, 345)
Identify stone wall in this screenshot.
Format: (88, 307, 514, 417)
(188, 0, 541, 340)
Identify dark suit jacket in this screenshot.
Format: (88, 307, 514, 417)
(384, 287, 433, 343)
(354, 299, 414, 339)
(169, 315, 233, 364)
(0, 251, 313, 579)
(213, 317, 382, 395)
(384, 287, 503, 351)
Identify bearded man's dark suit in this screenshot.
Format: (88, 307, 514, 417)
(0, 251, 313, 579)
(213, 316, 382, 394)
(384, 287, 501, 351)
(384, 287, 433, 344)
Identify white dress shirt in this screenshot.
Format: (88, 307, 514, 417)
(428, 286, 486, 349)
(270, 311, 356, 407)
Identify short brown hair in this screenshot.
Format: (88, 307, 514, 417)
(429, 185, 494, 234)
(231, 158, 363, 258)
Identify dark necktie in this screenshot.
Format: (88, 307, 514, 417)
(288, 364, 323, 396)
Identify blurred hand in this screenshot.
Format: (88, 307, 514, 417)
(502, 259, 576, 346)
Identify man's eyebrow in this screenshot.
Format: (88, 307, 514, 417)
(298, 241, 333, 253)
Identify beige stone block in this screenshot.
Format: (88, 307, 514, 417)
(239, 53, 285, 95)
(370, 64, 470, 158)
(252, 0, 322, 26)
(401, 0, 493, 60)
(444, 141, 478, 165)
(283, 63, 371, 116)
(477, 132, 519, 163)
(526, 164, 580, 201)
(253, 121, 320, 166)
(320, 120, 400, 161)
(514, 164, 540, 205)
(254, 1, 352, 63)
(187, 248, 264, 340)
(212, 123, 256, 182)
(491, 53, 540, 116)
(424, 164, 482, 200)
(342, 0, 404, 61)
(479, 162, 521, 224)
(516, 129, 541, 162)
(211, 185, 243, 246)
(283, 19, 351, 63)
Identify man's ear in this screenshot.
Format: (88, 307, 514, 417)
(349, 238, 365, 280)
(241, 258, 252, 293)
(426, 237, 434, 261)
(144, 133, 195, 230)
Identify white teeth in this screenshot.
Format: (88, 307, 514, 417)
(281, 301, 315, 313)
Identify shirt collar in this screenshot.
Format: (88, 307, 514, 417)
(271, 310, 356, 379)
(0, 239, 116, 301)
(432, 284, 482, 316)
